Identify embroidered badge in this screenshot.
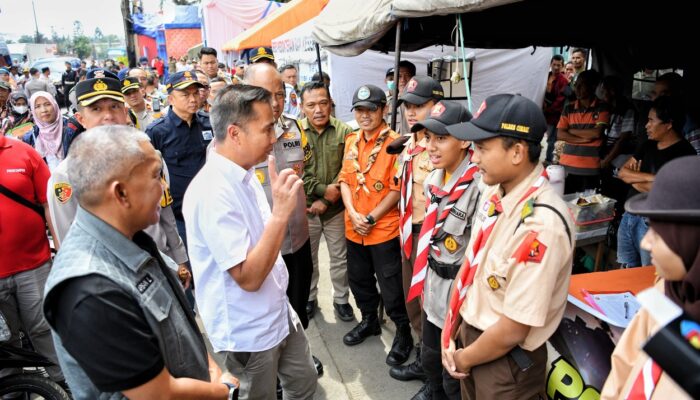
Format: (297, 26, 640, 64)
(474, 99, 487, 118)
(449, 206, 466, 221)
(136, 274, 154, 294)
(406, 78, 418, 92)
(373, 181, 384, 192)
(357, 86, 371, 100)
(430, 102, 446, 117)
(512, 231, 547, 264)
(92, 79, 108, 92)
(53, 182, 72, 204)
(520, 198, 534, 222)
(444, 235, 458, 253)
(255, 170, 266, 184)
(159, 172, 173, 207)
(290, 91, 298, 107)
(487, 275, 500, 290)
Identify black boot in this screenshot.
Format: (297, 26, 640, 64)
(343, 313, 381, 346)
(389, 344, 426, 381)
(410, 382, 432, 400)
(386, 323, 413, 366)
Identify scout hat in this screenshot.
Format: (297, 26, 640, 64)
(75, 77, 124, 107)
(121, 78, 141, 94)
(411, 100, 472, 136)
(165, 71, 204, 94)
(250, 47, 275, 63)
(625, 156, 700, 223)
(351, 84, 387, 111)
(399, 76, 444, 106)
(446, 94, 547, 143)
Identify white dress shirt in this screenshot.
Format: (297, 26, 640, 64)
(183, 151, 291, 352)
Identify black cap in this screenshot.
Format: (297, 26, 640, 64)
(75, 77, 124, 107)
(86, 68, 119, 80)
(250, 47, 274, 62)
(625, 156, 700, 222)
(121, 78, 141, 93)
(411, 100, 472, 136)
(166, 71, 204, 94)
(398, 76, 444, 106)
(446, 94, 546, 143)
(385, 67, 394, 78)
(352, 84, 387, 111)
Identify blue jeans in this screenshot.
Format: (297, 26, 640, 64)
(617, 212, 651, 267)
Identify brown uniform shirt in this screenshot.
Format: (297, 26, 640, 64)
(459, 164, 574, 351)
(396, 133, 433, 224)
(601, 281, 692, 400)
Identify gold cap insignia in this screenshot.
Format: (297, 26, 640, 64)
(183, 71, 192, 78)
(487, 275, 500, 290)
(123, 79, 131, 86)
(93, 80, 108, 92)
(444, 235, 458, 253)
(257, 47, 266, 55)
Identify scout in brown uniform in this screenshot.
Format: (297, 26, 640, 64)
(441, 94, 575, 400)
(601, 155, 699, 400)
(390, 76, 444, 382)
(404, 100, 478, 400)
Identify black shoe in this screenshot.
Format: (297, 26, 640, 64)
(386, 323, 413, 366)
(313, 355, 324, 376)
(276, 378, 283, 399)
(343, 313, 381, 346)
(410, 383, 432, 400)
(389, 358, 425, 381)
(333, 302, 355, 322)
(306, 300, 317, 320)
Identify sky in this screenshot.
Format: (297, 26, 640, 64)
(0, 0, 171, 41)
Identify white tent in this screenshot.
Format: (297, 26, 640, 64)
(273, 18, 551, 123)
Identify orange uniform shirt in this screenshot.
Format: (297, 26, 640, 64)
(339, 125, 400, 245)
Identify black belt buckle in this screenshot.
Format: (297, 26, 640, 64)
(509, 346, 534, 371)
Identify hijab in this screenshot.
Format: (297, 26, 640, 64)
(652, 220, 700, 321)
(30, 91, 63, 160)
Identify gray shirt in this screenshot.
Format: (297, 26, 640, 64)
(25, 77, 56, 98)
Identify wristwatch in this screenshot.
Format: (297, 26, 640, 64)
(365, 214, 377, 226)
(223, 382, 239, 400)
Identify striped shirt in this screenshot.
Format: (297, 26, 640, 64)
(557, 99, 611, 176)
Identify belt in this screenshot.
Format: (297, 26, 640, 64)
(412, 224, 422, 234)
(64, 81, 76, 85)
(427, 256, 460, 280)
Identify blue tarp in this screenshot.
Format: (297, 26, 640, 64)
(163, 5, 202, 29)
(133, 13, 162, 38)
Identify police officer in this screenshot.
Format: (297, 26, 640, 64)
(244, 63, 323, 376)
(146, 71, 212, 243)
(121, 78, 155, 130)
(248, 46, 276, 67)
(406, 100, 477, 400)
(442, 94, 575, 399)
(61, 61, 78, 106)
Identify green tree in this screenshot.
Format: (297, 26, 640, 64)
(18, 35, 35, 43)
(73, 35, 93, 59)
(94, 27, 103, 41)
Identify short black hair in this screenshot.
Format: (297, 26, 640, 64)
(210, 84, 272, 141)
(501, 137, 542, 164)
(218, 62, 226, 69)
(551, 54, 564, 63)
(572, 48, 588, 57)
(41, 67, 50, 73)
(311, 71, 330, 82)
(279, 64, 297, 73)
(398, 60, 416, 76)
(300, 81, 330, 102)
(209, 77, 226, 85)
(199, 47, 217, 58)
(656, 72, 683, 97)
(652, 96, 686, 134)
(29, 67, 39, 75)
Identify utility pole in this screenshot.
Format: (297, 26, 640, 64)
(31, 0, 40, 43)
(121, 0, 137, 67)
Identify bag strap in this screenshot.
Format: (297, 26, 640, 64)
(0, 184, 45, 219)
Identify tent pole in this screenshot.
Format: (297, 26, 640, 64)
(390, 19, 402, 132)
(315, 42, 324, 84)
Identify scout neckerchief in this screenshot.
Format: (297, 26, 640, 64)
(625, 358, 662, 400)
(406, 158, 478, 302)
(399, 138, 425, 259)
(349, 125, 390, 193)
(441, 169, 548, 348)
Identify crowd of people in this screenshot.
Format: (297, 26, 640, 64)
(1, 43, 699, 400)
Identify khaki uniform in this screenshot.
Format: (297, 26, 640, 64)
(130, 108, 156, 131)
(254, 114, 311, 255)
(601, 282, 691, 400)
(458, 164, 574, 399)
(47, 156, 188, 265)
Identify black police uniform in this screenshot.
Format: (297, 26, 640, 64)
(62, 69, 78, 104)
(146, 110, 212, 241)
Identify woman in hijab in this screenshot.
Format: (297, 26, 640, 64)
(1, 92, 34, 137)
(23, 91, 69, 171)
(601, 155, 700, 400)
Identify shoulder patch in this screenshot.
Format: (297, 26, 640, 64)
(53, 182, 73, 204)
(512, 231, 547, 264)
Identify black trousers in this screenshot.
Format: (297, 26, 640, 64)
(346, 237, 408, 325)
(282, 239, 313, 329)
(422, 314, 461, 400)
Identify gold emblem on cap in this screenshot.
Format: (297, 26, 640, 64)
(373, 181, 384, 192)
(123, 79, 131, 86)
(93, 80, 108, 92)
(444, 235, 458, 253)
(183, 71, 192, 78)
(257, 47, 266, 55)
(487, 275, 500, 290)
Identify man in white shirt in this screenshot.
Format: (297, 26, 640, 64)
(183, 84, 317, 400)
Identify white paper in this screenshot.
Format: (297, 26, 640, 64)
(636, 288, 683, 327)
(590, 292, 641, 328)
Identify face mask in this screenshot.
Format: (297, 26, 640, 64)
(12, 105, 28, 114)
(387, 80, 396, 92)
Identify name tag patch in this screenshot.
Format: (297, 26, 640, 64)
(449, 206, 466, 221)
(202, 130, 213, 141)
(136, 274, 154, 294)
